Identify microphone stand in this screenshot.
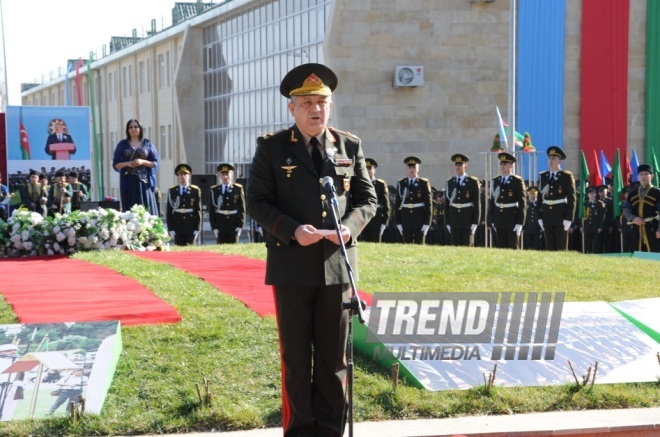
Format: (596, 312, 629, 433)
(325, 183, 366, 437)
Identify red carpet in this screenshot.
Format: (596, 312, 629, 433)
(131, 251, 372, 317)
(0, 256, 181, 325)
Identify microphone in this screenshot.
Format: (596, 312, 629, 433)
(321, 176, 338, 205)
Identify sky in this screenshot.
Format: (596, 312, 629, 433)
(0, 0, 177, 106)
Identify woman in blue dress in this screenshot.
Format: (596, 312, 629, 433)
(112, 119, 159, 215)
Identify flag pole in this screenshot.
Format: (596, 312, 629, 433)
(507, 0, 517, 153)
(0, 0, 9, 108)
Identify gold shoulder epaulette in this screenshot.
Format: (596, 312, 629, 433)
(233, 182, 243, 188)
(376, 178, 387, 184)
(328, 126, 359, 139)
(190, 184, 200, 190)
(540, 170, 549, 175)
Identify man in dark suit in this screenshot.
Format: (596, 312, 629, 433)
(44, 121, 76, 160)
(359, 158, 390, 242)
(394, 156, 432, 244)
(247, 63, 377, 437)
(538, 146, 576, 251)
(209, 163, 246, 244)
(489, 152, 527, 249)
(445, 154, 481, 246)
(166, 164, 202, 246)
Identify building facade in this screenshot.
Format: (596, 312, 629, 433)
(21, 0, 650, 201)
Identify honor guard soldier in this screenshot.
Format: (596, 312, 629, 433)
(209, 163, 245, 244)
(360, 158, 390, 242)
(395, 156, 432, 244)
(581, 186, 606, 253)
(538, 146, 576, 251)
(166, 164, 202, 246)
(489, 152, 527, 249)
(67, 171, 89, 211)
(445, 154, 481, 246)
(622, 164, 660, 252)
(523, 186, 543, 250)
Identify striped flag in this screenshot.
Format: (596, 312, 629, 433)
(19, 108, 31, 160)
(600, 150, 612, 180)
(578, 151, 589, 219)
(496, 106, 508, 150)
(630, 149, 640, 182)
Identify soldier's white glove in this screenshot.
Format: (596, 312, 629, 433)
(422, 224, 429, 235)
(513, 224, 523, 236)
(213, 229, 219, 238)
(446, 225, 451, 233)
(470, 224, 477, 235)
(193, 230, 199, 239)
(538, 219, 544, 232)
(380, 224, 386, 236)
(169, 231, 175, 239)
(258, 227, 264, 236)
(236, 227, 242, 236)
(397, 224, 403, 234)
(563, 220, 572, 231)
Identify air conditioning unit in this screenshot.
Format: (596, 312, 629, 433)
(393, 66, 424, 87)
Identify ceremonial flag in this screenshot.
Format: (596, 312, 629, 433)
(600, 150, 612, 180)
(19, 108, 31, 160)
(578, 151, 589, 219)
(653, 150, 660, 181)
(630, 149, 640, 182)
(623, 152, 632, 187)
(590, 149, 603, 187)
(496, 106, 508, 149)
(612, 149, 623, 218)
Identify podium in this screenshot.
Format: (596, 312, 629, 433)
(48, 143, 76, 160)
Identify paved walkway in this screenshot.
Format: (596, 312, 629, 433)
(138, 407, 660, 436)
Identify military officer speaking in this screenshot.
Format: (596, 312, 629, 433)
(445, 154, 481, 246)
(209, 163, 246, 244)
(166, 164, 202, 246)
(538, 146, 576, 251)
(395, 156, 432, 244)
(489, 152, 527, 249)
(360, 158, 391, 242)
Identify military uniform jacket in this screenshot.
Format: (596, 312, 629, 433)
(538, 170, 576, 225)
(166, 185, 202, 235)
(372, 178, 391, 227)
(394, 177, 432, 229)
(209, 183, 246, 232)
(524, 200, 541, 233)
(247, 125, 377, 286)
(489, 174, 527, 228)
(583, 199, 606, 232)
(444, 175, 481, 228)
(622, 185, 660, 231)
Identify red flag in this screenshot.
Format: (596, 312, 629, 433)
(19, 109, 31, 160)
(622, 152, 631, 186)
(590, 149, 602, 187)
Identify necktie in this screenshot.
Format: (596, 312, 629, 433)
(58, 134, 62, 141)
(456, 177, 461, 185)
(550, 173, 555, 183)
(310, 137, 323, 174)
(502, 177, 508, 185)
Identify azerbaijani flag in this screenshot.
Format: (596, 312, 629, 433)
(19, 108, 31, 160)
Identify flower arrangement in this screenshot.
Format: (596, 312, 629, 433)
(0, 205, 170, 258)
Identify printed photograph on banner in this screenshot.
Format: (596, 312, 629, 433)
(0, 321, 121, 421)
(4, 106, 93, 194)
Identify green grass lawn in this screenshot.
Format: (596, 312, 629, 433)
(0, 244, 658, 436)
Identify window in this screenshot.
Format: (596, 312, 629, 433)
(108, 71, 116, 102)
(139, 60, 150, 93)
(158, 53, 170, 89)
(160, 125, 168, 159)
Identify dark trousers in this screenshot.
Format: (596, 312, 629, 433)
(523, 232, 543, 250)
(402, 227, 425, 244)
(494, 226, 519, 249)
(360, 219, 382, 242)
(450, 227, 471, 246)
(274, 284, 349, 437)
(174, 233, 195, 246)
(632, 225, 660, 252)
(216, 231, 239, 244)
(583, 230, 602, 254)
(544, 224, 568, 251)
